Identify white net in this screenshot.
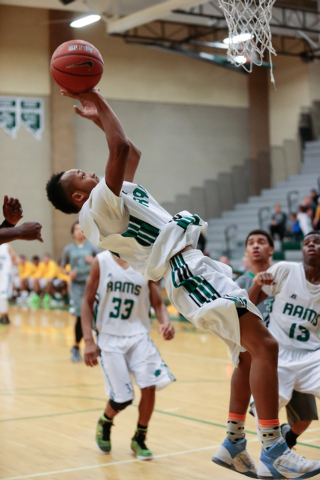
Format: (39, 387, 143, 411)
(218, 0, 277, 83)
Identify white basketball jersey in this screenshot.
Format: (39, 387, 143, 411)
(262, 262, 320, 350)
(95, 251, 151, 345)
(79, 179, 206, 281)
(0, 244, 12, 275)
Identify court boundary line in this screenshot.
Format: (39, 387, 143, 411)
(0, 440, 259, 480)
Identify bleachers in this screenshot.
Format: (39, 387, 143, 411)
(206, 140, 320, 267)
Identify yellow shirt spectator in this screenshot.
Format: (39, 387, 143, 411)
(35, 260, 59, 280)
(18, 261, 35, 279)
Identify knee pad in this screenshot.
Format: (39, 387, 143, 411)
(109, 399, 132, 412)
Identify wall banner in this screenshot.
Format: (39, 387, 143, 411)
(0, 97, 19, 138)
(0, 96, 44, 140)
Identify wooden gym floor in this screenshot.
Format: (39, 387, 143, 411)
(1, 306, 320, 480)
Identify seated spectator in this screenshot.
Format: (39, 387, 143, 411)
(297, 205, 313, 236)
(287, 213, 302, 241)
(239, 255, 251, 273)
(310, 189, 318, 215)
(219, 255, 230, 265)
(51, 263, 71, 304)
(29, 253, 59, 306)
(270, 204, 287, 241)
(13, 255, 34, 298)
(313, 199, 320, 230)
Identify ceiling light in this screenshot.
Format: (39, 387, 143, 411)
(70, 15, 101, 28)
(235, 55, 247, 64)
(223, 33, 253, 45)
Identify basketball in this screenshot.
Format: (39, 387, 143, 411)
(50, 39, 104, 93)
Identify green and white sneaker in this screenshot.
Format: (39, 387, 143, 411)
(95, 415, 112, 453)
(131, 429, 153, 460)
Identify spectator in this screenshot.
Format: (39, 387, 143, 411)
(29, 253, 59, 306)
(313, 199, 320, 230)
(13, 255, 34, 298)
(240, 256, 251, 273)
(297, 206, 313, 236)
(270, 204, 287, 241)
(219, 255, 230, 265)
(288, 213, 302, 242)
(310, 189, 318, 214)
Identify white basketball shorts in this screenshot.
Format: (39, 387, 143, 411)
(278, 347, 320, 409)
(99, 333, 175, 403)
(164, 249, 262, 366)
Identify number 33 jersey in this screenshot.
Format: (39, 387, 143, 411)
(95, 251, 151, 340)
(262, 261, 320, 350)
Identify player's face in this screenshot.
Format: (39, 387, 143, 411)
(61, 169, 99, 201)
(303, 234, 320, 264)
(72, 223, 85, 241)
(245, 234, 273, 262)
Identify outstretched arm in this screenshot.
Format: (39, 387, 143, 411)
(0, 223, 43, 245)
(81, 257, 100, 367)
(149, 281, 175, 341)
(61, 89, 141, 194)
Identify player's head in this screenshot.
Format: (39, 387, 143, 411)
(71, 221, 85, 241)
(302, 231, 320, 265)
(46, 169, 99, 214)
(19, 255, 26, 265)
(245, 229, 274, 263)
(43, 253, 51, 264)
(32, 255, 40, 266)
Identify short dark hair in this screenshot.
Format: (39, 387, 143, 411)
(32, 255, 40, 262)
(303, 231, 320, 241)
(46, 172, 79, 214)
(245, 229, 274, 248)
(71, 221, 80, 234)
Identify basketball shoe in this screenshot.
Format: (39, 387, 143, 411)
(212, 438, 257, 478)
(95, 415, 112, 453)
(257, 439, 320, 479)
(131, 429, 153, 460)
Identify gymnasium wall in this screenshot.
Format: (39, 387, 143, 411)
(75, 101, 249, 204)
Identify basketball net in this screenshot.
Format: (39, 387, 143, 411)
(218, 0, 277, 84)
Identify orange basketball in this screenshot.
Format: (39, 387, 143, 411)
(50, 39, 104, 93)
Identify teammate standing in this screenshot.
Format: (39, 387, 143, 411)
(248, 232, 320, 453)
(236, 229, 318, 449)
(82, 250, 175, 459)
(61, 221, 99, 362)
(46, 88, 320, 479)
(0, 243, 16, 324)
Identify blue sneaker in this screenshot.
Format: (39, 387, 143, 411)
(212, 438, 257, 478)
(257, 439, 320, 479)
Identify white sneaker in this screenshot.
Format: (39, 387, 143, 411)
(258, 439, 320, 479)
(212, 438, 257, 478)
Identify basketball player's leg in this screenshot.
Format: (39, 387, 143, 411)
(129, 333, 174, 460)
(96, 349, 134, 454)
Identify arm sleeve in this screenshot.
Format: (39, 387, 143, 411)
(261, 262, 290, 296)
(235, 275, 247, 290)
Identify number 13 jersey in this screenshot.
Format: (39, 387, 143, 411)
(262, 261, 320, 350)
(95, 251, 151, 341)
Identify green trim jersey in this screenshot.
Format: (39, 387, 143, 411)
(95, 251, 151, 344)
(61, 241, 100, 283)
(236, 270, 274, 326)
(262, 262, 320, 350)
(79, 179, 206, 281)
(0, 244, 12, 274)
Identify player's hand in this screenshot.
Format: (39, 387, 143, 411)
(69, 270, 77, 280)
(253, 272, 275, 286)
(3, 195, 23, 225)
(17, 222, 43, 242)
(84, 255, 95, 264)
(60, 88, 101, 104)
(84, 341, 100, 367)
(158, 322, 175, 341)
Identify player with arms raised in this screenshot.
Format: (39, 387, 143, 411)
(248, 232, 320, 451)
(81, 250, 175, 459)
(46, 88, 320, 479)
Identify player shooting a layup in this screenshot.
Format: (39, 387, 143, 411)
(46, 88, 320, 479)
(81, 250, 175, 459)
